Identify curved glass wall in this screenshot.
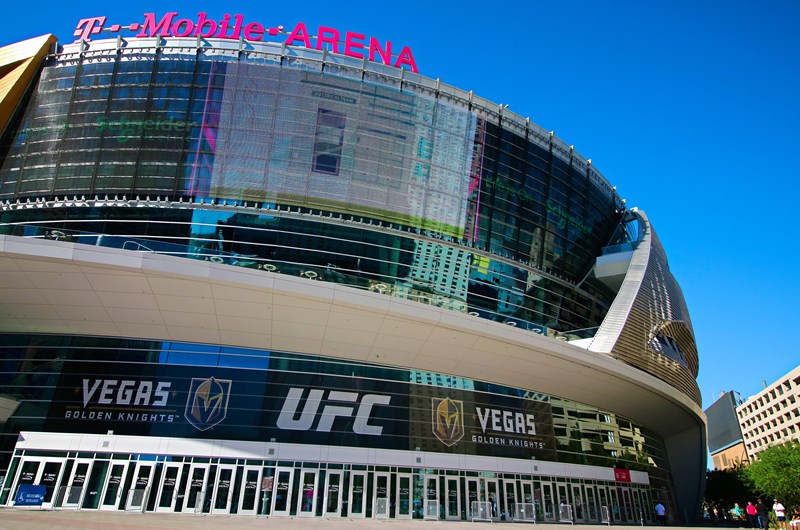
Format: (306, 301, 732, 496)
(0, 42, 626, 334)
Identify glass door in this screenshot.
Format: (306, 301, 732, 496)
(296, 470, 318, 517)
(466, 477, 495, 521)
(556, 483, 571, 521)
(323, 470, 343, 517)
(423, 475, 439, 520)
(502, 479, 518, 521)
(180, 464, 209, 514)
(444, 476, 460, 520)
(154, 463, 182, 513)
(9, 458, 65, 509)
(541, 482, 555, 521)
(347, 471, 366, 518)
(39, 460, 65, 509)
(125, 463, 154, 511)
(238, 466, 262, 516)
(210, 465, 236, 514)
(61, 460, 93, 508)
(620, 487, 633, 522)
(271, 467, 294, 516)
(597, 486, 610, 522)
(486, 479, 500, 521)
(11, 459, 41, 505)
(609, 487, 621, 522)
(395, 473, 412, 520)
(516, 480, 536, 522)
(372, 472, 390, 518)
(572, 484, 585, 522)
(99, 462, 128, 510)
(585, 485, 599, 521)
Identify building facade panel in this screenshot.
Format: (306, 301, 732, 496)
(736, 365, 800, 459)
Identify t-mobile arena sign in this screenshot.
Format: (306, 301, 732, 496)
(74, 12, 418, 73)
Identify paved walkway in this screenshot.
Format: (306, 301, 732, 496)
(0, 510, 686, 530)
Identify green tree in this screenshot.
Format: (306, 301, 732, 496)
(705, 465, 754, 516)
(743, 441, 800, 511)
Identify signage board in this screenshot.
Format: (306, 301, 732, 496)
(47, 360, 555, 460)
(73, 13, 418, 72)
(15, 485, 47, 507)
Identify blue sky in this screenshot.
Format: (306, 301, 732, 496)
(4, 0, 799, 409)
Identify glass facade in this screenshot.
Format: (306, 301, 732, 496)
(0, 35, 700, 521)
(0, 43, 624, 336)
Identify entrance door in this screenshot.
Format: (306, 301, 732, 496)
(585, 485, 599, 521)
(99, 462, 128, 510)
(39, 460, 65, 509)
(210, 465, 236, 514)
(395, 473, 412, 520)
(517, 480, 536, 522)
(541, 482, 555, 521)
(372, 472, 390, 518)
(466, 478, 499, 521)
(347, 471, 366, 518)
(238, 466, 262, 516)
(154, 464, 182, 513)
(61, 460, 93, 508)
(271, 468, 294, 516)
(125, 463, 154, 511)
(556, 483, 572, 522)
(9, 459, 65, 509)
(296, 470, 318, 517)
(620, 487, 633, 522)
(444, 476, 460, 520)
(502, 479, 518, 521)
(423, 475, 439, 520)
(323, 471, 343, 517)
(572, 484, 585, 522)
(181, 464, 209, 514)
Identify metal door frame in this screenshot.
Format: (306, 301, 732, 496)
(210, 464, 236, 515)
(154, 463, 183, 513)
(443, 475, 460, 520)
(395, 473, 413, 520)
(322, 470, 343, 517)
(371, 471, 391, 519)
(98, 461, 129, 511)
(270, 467, 294, 516)
(60, 459, 94, 509)
(347, 470, 367, 518)
(237, 465, 262, 516)
(180, 463, 209, 514)
(7, 457, 66, 510)
(124, 461, 155, 512)
(295, 469, 318, 517)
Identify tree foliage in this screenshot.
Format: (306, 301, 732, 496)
(743, 441, 800, 511)
(705, 465, 754, 512)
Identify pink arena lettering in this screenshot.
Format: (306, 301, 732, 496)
(73, 12, 418, 73)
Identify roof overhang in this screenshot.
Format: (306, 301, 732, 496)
(0, 234, 704, 439)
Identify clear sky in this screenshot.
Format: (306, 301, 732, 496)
(3, 0, 799, 409)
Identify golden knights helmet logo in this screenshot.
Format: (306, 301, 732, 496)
(432, 397, 464, 447)
(184, 377, 232, 431)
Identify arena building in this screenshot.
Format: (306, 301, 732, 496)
(0, 14, 705, 523)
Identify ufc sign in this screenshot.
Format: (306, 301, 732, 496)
(276, 388, 390, 435)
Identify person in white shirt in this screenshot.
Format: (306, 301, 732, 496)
(774, 500, 786, 530)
